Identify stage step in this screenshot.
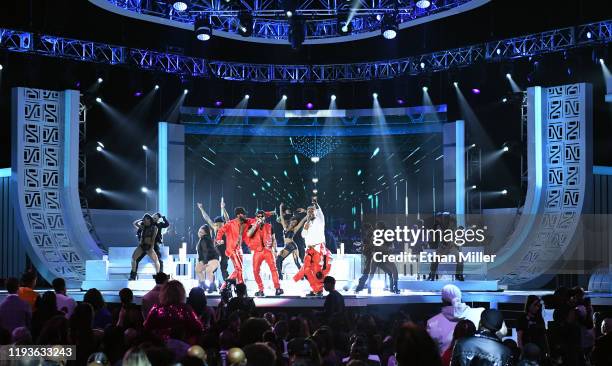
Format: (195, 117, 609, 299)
(81, 278, 200, 291)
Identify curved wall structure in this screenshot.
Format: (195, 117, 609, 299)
(11, 88, 104, 287)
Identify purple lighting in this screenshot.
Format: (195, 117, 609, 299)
(471, 88, 481, 95)
(397, 98, 405, 105)
(214, 100, 223, 107)
(134, 91, 143, 97)
(306, 102, 313, 109)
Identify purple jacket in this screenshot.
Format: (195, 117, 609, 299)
(0, 294, 32, 332)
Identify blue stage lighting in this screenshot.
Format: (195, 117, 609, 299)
(95, 188, 102, 194)
(357, 169, 362, 176)
(141, 187, 149, 193)
(381, 14, 398, 40)
(252, 168, 259, 176)
(371, 147, 380, 158)
(95, 97, 102, 103)
(172, 0, 189, 11)
(416, 0, 431, 9)
(195, 16, 212, 41)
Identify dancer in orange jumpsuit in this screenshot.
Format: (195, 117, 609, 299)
(293, 197, 332, 296)
(215, 207, 249, 289)
(246, 210, 284, 296)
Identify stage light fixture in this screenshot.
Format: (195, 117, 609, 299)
(238, 13, 253, 37)
(172, 0, 189, 11)
(496, 48, 501, 55)
(505, 73, 512, 79)
(286, 10, 293, 17)
(471, 185, 477, 189)
(289, 17, 305, 49)
(471, 88, 481, 94)
(470, 143, 476, 148)
(195, 16, 212, 41)
(381, 13, 398, 40)
(306, 102, 313, 109)
(599, 58, 605, 64)
(397, 98, 405, 105)
(338, 17, 352, 35)
(372, 92, 378, 98)
(0, 64, 3, 70)
(97, 141, 105, 148)
(501, 189, 508, 195)
(184, 89, 189, 94)
(97, 77, 103, 83)
(586, 31, 592, 39)
(245, 94, 250, 99)
(95, 188, 102, 194)
(331, 94, 336, 100)
(422, 86, 428, 92)
(420, 62, 425, 69)
(282, 94, 288, 100)
(313, 189, 318, 194)
(215, 100, 223, 107)
(95, 97, 102, 103)
(312, 178, 319, 183)
(502, 97, 508, 103)
(416, 0, 431, 9)
(453, 81, 458, 87)
(502, 146, 509, 152)
(96, 146, 103, 152)
(154, 84, 160, 90)
(141, 187, 149, 193)
(310, 156, 320, 163)
(142, 145, 148, 151)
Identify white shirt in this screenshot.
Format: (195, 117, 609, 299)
(301, 206, 326, 247)
(55, 292, 77, 318)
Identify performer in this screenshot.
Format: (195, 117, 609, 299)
(276, 203, 308, 280)
(129, 214, 160, 280)
(428, 213, 464, 281)
(246, 210, 284, 296)
(195, 224, 220, 293)
(215, 207, 249, 289)
(354, 222, 400, 294)
(198, 201, 230, 280)
(293, 197, 332, 296)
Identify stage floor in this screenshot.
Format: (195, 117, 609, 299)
(3, 289, 612, 307)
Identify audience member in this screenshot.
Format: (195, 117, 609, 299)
(142, 272, 169, 318)
(323, 276, 345, 317)
(11, 326, 32, 345)
(187, 287, 216, 328)
(517, 343, 541, 366)
(84, 288, 113, 329)
(52, 277, 76, 318)
(451, 309, 512, 366)
(244, 342, 277, 366)
(17, 270, 39, 309)
(396, 322, 442, 366)
(0, 277, 31, 332)
(591, 317, 612, 366)
(31, 291, 63, 340)
(516, 295, 548, 357)
(70, 302, 98, 365)
(441, 319, 476, 366)
(144, 280, 204, 344)
(227, 283, 257, 316)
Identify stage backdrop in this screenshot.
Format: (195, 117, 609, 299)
(10, 88, 104, 287)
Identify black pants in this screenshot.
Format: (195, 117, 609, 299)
(356, 252, 398, 290)
(217, 244, 229, 280)
(276, 242, 302, 280)
(135, 243, 163, 273)
(429, 244, 463, 277)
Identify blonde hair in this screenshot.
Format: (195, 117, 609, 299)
(159, 280, 186, 305)
(122, 347, 151, 366)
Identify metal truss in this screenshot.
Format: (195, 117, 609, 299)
(0, 20, 610, 82)
(106, 0, 470, 41)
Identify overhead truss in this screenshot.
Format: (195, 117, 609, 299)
(0, 20, 610, 82)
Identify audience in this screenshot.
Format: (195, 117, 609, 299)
(1, 269, 610, 366)
(52, 277, 77, 318)
(84, 288, 113, 329)
(0, 277, 31, 332)
(17, 270, 39, 309)
(451, 309, 512, 366)
(142, 272, 169, 318)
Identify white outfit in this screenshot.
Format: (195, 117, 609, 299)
(301, 206, 326, 250)
(55, 292, 77, 318)
(427, 302, 485, 354)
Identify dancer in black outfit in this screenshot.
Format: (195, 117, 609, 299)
(129, 214, 160, 280)
(354, 222, 400, 294)
(276, 203, 308, 280)
(198, 201, 230, 280)
(134, 212, 169, 273)
(195, 224, 220, 293)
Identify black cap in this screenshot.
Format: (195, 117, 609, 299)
(480, 309, 504, 332)
(234, 207, 247, 216)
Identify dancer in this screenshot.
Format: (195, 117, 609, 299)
(195, 224, 220, 293)
(276, 203, 308, 280)
(198, 201, 230, 280)
(293, 197, 332, 296)
(428, 213, 464, 281)
(354, 222, 400, 294)
(215, 207, 249, 289)
(246, 210, 284, 296)
(129, 214, 160, 280)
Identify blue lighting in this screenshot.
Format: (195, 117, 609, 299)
(357, 169, 362, 176)
(455, 120, 465, 226)
(371, 147, 380, 158)
(0, 168, 11, 178)
(594, 166, 612, 175)
(158, 122, 168, 214)
(283, 170, 288, 177)
(251, 168, 259, 176)
(202, 156, 215, 166)
(294, 155, 299, 165)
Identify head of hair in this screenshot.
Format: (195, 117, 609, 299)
(120, 288, 134, 305)
(160, 280, 186, 305)
(52, 277, 66, 292)
(323, 276, 336, 287)
(375, 221, 386, 230)
(240, 317, 272, 346)
(187, 287, 207, 315)
(395, 322, 441, 366)
(452, 319, 476, 341)
(70, 302, 94, 339)
(213, 216, 225, 223)
(11, 327, 32, 345)
(5, 277, 19, 294)
(235, 283, 248, 297)
(83, 288, 106, 311)
(153, 272, 169, 285)
(521, 343, 541, 361)
(36, 315, 69, 345)
(153, 212, 162, 218)
(20, 270, 37, 288)
(142, 214, 154, 226)
(244, 342, 277, 366)
(199, 224, 211, 237)
(122, 345, 152, 366)
(38, 291, 58, 315)
(479, 309, 504, 332)
(601, 318, 612, 335)
(273, 320, 289, 340)
(524, 295, 542, 315)
(288, 338, 321, 366)
(312, 326, 334, 356)
(234, 207, 247, 217)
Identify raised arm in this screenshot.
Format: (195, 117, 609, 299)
(279, 204, 288, 230)
(220, 199, 230, 222)
(292, 215, 309, 233)
(133, 219, 143, 230)
(158, 216, 170, 229)
(197, 203, 214, 227)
